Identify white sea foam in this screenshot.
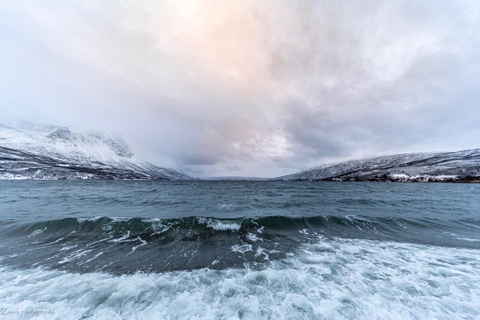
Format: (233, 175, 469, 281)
(141, 218, 161, 223)
(246, 232, 262, 242)
(0, 239, 479, 319)
(198, 217, 241, 231)
(81, 252, 104, 265)
(51, 237, 65, 244)
(145, 219, 173, 234)
(128, 237, 148, 254)
(208, 220, 241, 231)
(76, 216, 103, 223)
(27, 229, 45, 237)
(109, 231, 131, 243)
(59, 244, 77, 252)
(254, 247, 269, 260)
(58, 249, 93, 265)
(230, 244, 253, 254)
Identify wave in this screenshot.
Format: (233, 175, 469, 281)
(0, 215, 479, 274)
(4, 214, 480, 240)
(0, 214, 478, 249)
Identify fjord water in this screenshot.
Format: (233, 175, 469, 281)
(0, 181, 479, 319)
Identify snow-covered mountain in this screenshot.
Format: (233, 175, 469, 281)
(0, 119, 191, 180)
(277, 149, 480, 182)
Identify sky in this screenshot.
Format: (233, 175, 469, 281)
(1, 0, 480, 178)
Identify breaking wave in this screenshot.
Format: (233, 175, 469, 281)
(0, 215, 479, 274)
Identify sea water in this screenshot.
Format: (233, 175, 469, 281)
(0, 180, 479, 319)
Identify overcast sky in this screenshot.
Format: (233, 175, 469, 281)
(1, 1, 479, 177)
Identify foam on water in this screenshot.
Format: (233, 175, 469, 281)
(197, 217, 241, 231)
(1, 181, 480, 319)
(1, 238, 479, 320)
(27, 229, 44, 237)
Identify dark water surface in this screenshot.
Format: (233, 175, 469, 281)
(0, 181, 479, 319)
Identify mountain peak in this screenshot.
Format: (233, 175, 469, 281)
(0, 119, 190, 180)
(47, 127, 74, 141)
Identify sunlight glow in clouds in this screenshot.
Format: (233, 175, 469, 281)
(1, 1, 480, 177)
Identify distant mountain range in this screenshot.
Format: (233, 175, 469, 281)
(204, 176, 269, 181)
(277, 149, 480, 182)
(2, 119, 479, 182)
(0, 119, 190, 180)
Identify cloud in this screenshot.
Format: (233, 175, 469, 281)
(1, 0, 479, 177)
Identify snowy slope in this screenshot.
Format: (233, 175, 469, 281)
(0, 119, 191, 180)
(277, 149, 480, 182)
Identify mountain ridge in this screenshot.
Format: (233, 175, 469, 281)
(0, 119, 191, 180)
(276, 149, 480, 182)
